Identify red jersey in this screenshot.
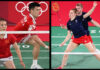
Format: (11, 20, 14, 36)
(14, 14, 36, 31)
(13, 14, 36, 42)
(0, 34, 17, 58)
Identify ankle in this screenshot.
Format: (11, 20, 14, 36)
(32, 60, 38, 65)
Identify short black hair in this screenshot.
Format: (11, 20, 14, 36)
(29, 2, 40, 11)
(0, 18, 6, 22)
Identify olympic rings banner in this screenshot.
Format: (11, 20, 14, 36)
(0, 1, 49, 41)
(51, 1, 100, 26)
(0, 1, 49, 26)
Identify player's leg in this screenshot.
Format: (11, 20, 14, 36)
(31, 35, 49, 49)
(88, 35, 100, 52)
(88, 35, 96, 49)
(84, 42, 100, 61)
(4, 60, 16, 69)
(58, 41, 79, 69)
(64, 39, 78, 66)
(91, 42, 100, 52)
(25, 37, 40, 69)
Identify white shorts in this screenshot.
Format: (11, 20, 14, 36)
(0, 56, 13, 67)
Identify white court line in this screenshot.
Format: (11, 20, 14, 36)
(13, 57, 49, 59)
(52, 52, 100, 55)
(0, 31, 49, 34)
(52, 44, 100, 46)
(11, 50, 48, 52)
(52, 36, 100, 38)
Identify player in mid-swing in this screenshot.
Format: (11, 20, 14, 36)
(57, 2, 100, 69)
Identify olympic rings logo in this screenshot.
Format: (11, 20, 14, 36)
(15, 1, 48, 17)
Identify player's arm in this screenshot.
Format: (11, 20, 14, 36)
(83, 1, 97, 18)
(90, 20, 100, 27)
(13, 42, 25, 68)
(60, 24, 67, 29)
(60, 30, 71, 47)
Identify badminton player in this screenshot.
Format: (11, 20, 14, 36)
(13, 2, 49, 69)
(0, 18, 25, 69)
(60, 3, 100, 52)
(57, 2, 100, 69)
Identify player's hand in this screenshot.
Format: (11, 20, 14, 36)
(45, 46, 49, 50)
(60, 24, 66, 29)
(93, 1, 97, 7)
(59, 42, 65, 47)
(20, 61, 25, 69)
(46, 46, 49, 50)
(47, 46, 49, 50)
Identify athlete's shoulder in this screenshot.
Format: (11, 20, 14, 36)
(27, 14, 33, 21)
(67, 19, 71, 24)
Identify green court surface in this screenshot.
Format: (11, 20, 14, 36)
(0, 42, 49, 69)
(51, 26, 100, 69)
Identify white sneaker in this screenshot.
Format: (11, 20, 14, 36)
(96, 49, 100, 53)
(30, 64, 43, 69)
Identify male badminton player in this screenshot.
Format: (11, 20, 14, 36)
(13, 2, 49, 69)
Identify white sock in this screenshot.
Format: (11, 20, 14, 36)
(33, 60, 38, 65)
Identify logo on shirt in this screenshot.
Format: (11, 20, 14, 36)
(5, 40, 10, 44)
(75, 20, 78, 23)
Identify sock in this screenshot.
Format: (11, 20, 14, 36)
(33, 60, 38, 65)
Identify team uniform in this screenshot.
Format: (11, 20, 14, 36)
(14, 14, 36, 43)
(71, 12, 93, 43)
(0, 34, 16, 66)
(67, 16, 90, 44)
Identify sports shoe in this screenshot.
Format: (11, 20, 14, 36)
(30, 64, 42, 69)
(56, 66, 62, 69)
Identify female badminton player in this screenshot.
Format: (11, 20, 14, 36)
(0, 18, 25, 69)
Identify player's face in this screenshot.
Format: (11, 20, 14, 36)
(69, 10, 76, 19)
(31, 6, 41, 18)
(76, 6, 83, 14)
(0, 21, 7, 31)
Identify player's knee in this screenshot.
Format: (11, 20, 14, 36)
(31, 35, 38, 38)
(31, 35, 39, 40)
(29, 39, 40, 47)
(64, 51, 69, 57)
(28, 39, 36, 45)
(4, 61, 16, 69)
